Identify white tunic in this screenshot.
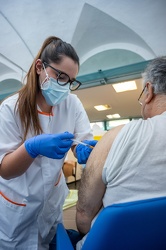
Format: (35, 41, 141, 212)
(0, 93, 93, 249)
(102, 112, 166, 206)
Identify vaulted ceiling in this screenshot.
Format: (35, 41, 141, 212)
(0, 0, 166, 122)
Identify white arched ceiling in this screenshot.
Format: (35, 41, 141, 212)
(0, 79, 22, 101)
(0, 55, 25, 100)
(0, 55, 26, 83)
(0, 0, 165, 79)
(72, 3, 156, 76)
(72, 3, 155, 57)
(0, 0, 166, 120)
(80, 43, 155, 66)
(79, 49, 145, 75)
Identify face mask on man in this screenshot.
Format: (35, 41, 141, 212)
(40, 65, 70, 106)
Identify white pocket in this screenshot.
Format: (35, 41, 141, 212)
(0, 192, 26, 238)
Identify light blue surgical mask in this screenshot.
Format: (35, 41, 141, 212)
(41, 66, 70, 106)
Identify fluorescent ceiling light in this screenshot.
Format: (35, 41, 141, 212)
(106, 114, 121, 119)
(94, 104, 111, 111)
(112, 81, 137, 93)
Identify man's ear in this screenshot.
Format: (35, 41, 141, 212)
(36, 59, 43, 74)
(144, 82, 154, 104)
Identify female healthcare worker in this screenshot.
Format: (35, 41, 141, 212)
(0, 36, 97, 249)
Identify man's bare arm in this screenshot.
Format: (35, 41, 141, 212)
(76, 125, 124, 234)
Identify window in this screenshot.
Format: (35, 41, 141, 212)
(106, 119, 130, 130)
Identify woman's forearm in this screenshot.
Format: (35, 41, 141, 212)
(0, 144, 34, 180)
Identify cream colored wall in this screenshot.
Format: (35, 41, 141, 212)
(65, 149, 83, 183)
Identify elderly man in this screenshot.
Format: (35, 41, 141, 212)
(76, 56, 166, 249)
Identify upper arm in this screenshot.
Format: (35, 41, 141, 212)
(76, 125, 124, 232)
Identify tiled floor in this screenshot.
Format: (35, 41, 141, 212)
(63, 204, 77, 230)
(63, 181, 80, 230)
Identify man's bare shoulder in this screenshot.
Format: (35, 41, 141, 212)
(86, 125, 124, 169)
(102, 124, 124, 141)
(95, 125, 124, 152)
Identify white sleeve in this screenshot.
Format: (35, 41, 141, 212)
(0, 99, 23, 163)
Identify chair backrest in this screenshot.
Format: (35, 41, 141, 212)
(63, 160, 76, 177)
(82, 196, 166, 250)
(56, 223, 74, 250)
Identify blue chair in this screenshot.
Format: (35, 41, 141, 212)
(56, 196, 166, 250)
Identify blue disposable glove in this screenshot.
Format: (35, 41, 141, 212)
(76, 140, 98, 164)
(24, 132, 74, 159)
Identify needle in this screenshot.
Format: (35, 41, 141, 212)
(72, 139, 94, 148)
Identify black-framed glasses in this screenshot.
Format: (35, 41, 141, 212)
(43, 62, 81, 91)
(138, 85, 146, 105)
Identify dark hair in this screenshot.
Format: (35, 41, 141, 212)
(40, 37, 79, 67)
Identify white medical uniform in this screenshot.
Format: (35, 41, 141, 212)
(0, 93, 93, 250)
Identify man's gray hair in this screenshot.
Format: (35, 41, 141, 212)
(142, 56, 166, 94)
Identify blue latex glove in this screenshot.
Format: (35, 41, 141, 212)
(76, 140, 98, 164)
(24, 132, 74, 159)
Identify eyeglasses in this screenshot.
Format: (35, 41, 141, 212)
(43, 62, 81, 91)
(138, 85, 146, 105)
